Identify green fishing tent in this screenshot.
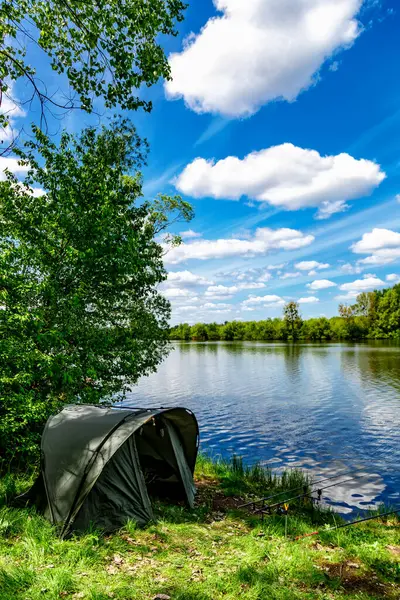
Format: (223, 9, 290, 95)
(20, 405, 199, 536)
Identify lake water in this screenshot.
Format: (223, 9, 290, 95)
(124, 341, 400, 515)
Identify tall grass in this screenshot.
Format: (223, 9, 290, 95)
(195, 453, 311, 498)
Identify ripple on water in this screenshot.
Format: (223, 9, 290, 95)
(124, 341, 400, 516)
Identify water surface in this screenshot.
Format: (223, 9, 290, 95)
(124, 342, 400, 515)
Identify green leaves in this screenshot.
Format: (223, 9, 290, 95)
(0, 121, 192, 463)
(0, 0, 187, 122)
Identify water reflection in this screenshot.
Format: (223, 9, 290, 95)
(124, 342, 400, 516)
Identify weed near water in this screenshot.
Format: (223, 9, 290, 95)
(0, 456, 398, 600)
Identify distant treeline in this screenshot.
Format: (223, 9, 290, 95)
(170, 284, 400, 342)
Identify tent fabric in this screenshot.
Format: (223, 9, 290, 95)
(72, 434, 153, 531)
(20, 404, 199, 536)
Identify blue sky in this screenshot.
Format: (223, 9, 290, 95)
(3, 0, 400, 324)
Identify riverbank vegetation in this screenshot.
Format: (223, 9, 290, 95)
(1, 456, 399, 600)
(170, 285, 400, 342)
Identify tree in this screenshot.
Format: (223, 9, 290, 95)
(0, 120, 193, 461)
(352, 292, 377, 321)
(190, 324, 208, 341)
(0, 0, 186, 148)
(338, 303, 355, 319)
(206, 322, 221, 341)
(283, 301, 302, 340)
(370, 285, 400, 338)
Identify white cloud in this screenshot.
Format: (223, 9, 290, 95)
(351, 228, 400, 265)
(180, 229, 202, 239)
(243, 294, 284, 307)
(176, 305, 199, 312)
(217, 266, 273, 283)
(267, 264, 286, 271)
(307, 279, 337, 290)
(280, 271, 301, 280)
(0, 82, 25, 142)
(162, 288, 196, 299)
(175, 144, 385, 219)
(167, 270, 213, 286)
(396, 194, 400, 203)
(164, 227, 314, 264)
(386, 274, 400, 283)
(257, 272, 273, 283)
(339, 275, 385, 293)
(298, 296, 320, 304)
(0, 160, 44, 197)
(166, 0, 364, 118)
(201, 302, 232, 310)
(340, 262, 363, 274)
(205, 282, 266, 297)
(295, 260, 330, 271)
(335, 292, 359, 302)
(0, 157, 30, 181)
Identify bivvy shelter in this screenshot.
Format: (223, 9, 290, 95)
(20, 404, 199, 536)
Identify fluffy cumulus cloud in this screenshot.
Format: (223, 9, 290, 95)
(166, 0, 364, 118)
(340, 262, 363, 275)
(201, 302, 232, 310)
(205, 282, 266, 298)
(217, 267, 272, 289)
(307, 279, 337, 290)
(180, 229, 202, 239)
(295, 260, 330, 271)
(0, 156, 45, 197)
(339, 275, 385, 293)
(242, 294, 285, 307)
(175, 144, 385, 219)
(0, 157, 30, 181)
(351, 228, 400, 265)
(386, 273, 400, 283)
(162, 287, 197, 299)
(164, 227, 314, 264)
(298, 296, 320, 304)
(166, 270, 213, 286)
(217, 266, 276, 282)
(1, 82, 25, 142)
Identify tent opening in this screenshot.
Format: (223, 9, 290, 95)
(135, 416, 186, 502)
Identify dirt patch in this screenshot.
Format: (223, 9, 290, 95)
(195, 478, 245, 513)
(317, 560, 394, 597)
(386, 545, 400, 557)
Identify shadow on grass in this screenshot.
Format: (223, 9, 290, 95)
(0, 566, 35, 600)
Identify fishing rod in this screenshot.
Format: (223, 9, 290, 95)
(294, 508, 400, 540)
(238, 466, 369, 510)
(254, 476, 358, 514)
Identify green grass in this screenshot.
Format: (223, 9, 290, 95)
(0, 455, 399, 600)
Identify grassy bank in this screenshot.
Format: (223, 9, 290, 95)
(0, 457, 399, 600)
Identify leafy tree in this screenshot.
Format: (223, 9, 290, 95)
(371, 285, 400, 338)
(283, 301, 302, 340)
(338, 303, 355, 319)
(0, 120, 192, 461)
(173, 323, 192, 341)
(302, 317, 331, 341)
(352, 292, 377, 321)
(206, 322, 220, 341)
(0, 0, 186, 147)
(190, 323, 208, 341)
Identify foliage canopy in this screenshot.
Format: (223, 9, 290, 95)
(0, 120, 192, 460)
(0, 0, 186, 143)
(170, 286, 400, 342)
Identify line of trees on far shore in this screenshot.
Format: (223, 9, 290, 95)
(169, 284, 400, 342)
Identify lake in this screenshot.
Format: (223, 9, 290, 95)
(123, 341, 400, 515)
